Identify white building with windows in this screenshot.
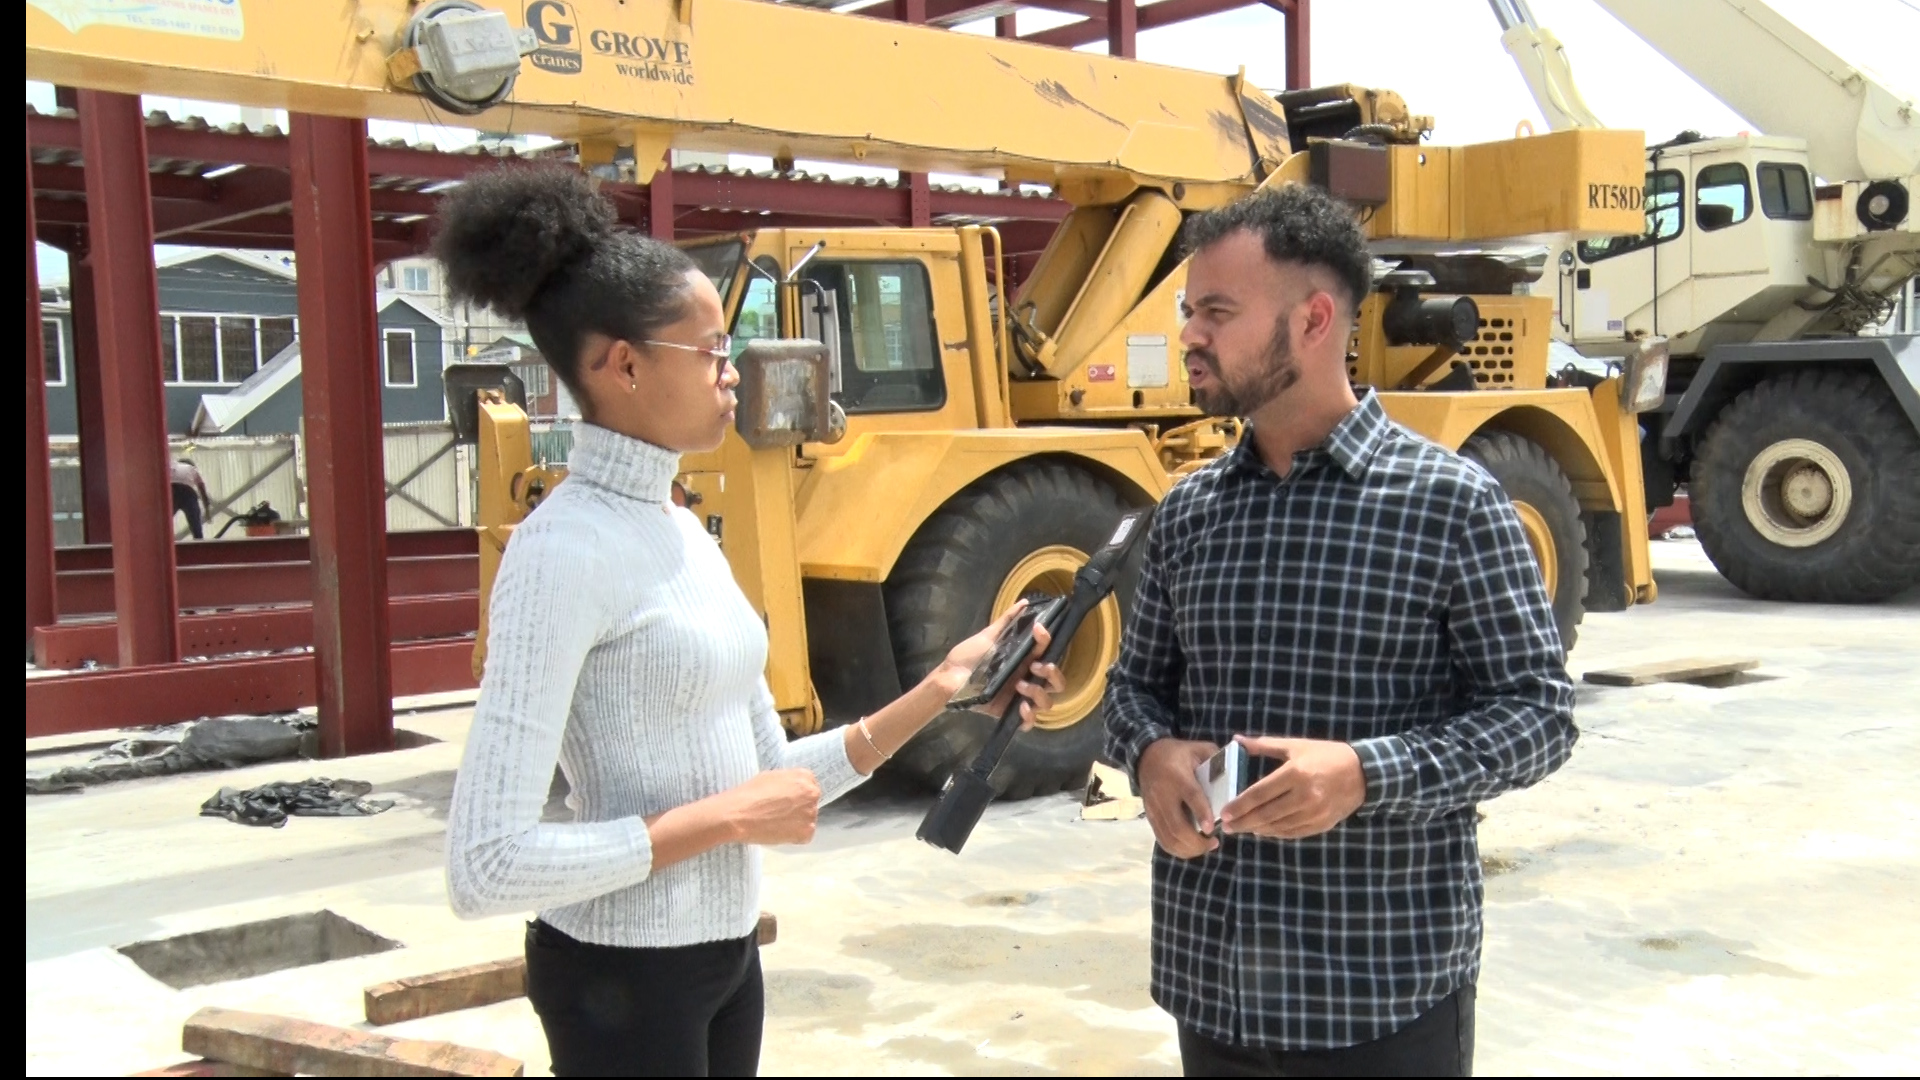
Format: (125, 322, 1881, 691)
(379, 256, 524, 362)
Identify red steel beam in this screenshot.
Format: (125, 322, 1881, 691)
(1284, 0, 1309, 90)
(28, 111, 520, 184)
(32, 167, 443, 220)
(54, 528, 476, 573)
(26, 132, 59, 647)
(24, 639, 478, 738)
(1025, 0, 1262, 48)
(151, 165, 293, 241)
(33, 199, 427, 247)
(68, 260, 112, 543)
(34, 593, 478, 669)
(868, 1, 1107, 26)
(649, 154, 675, 240)
(55, 555, 477, 617)
(33, 162, 218, 202)
(36, 214, 424, 262)
(1109, 0, 1139, 58)
(32, 115, 1066, 254)
(982, 219, 1062, 253)
(36, 184, 1064, 254)
(291, 113, 395, 758)
(35, 114, 1066, 267)
(904, 172, 932, 227)
(665, 170, 1068, 223)
(168, 232, 426, 264)
(78, 90, 179, 666)
(160, 214, 425, 248)
(31, 112, 1064, 221)
(36, 222, 85, 255)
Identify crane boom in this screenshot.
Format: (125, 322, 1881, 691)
(1487, 0, 1603, 131)
(1592, 0, 1919, 181)
(24, 0, 1289, 197)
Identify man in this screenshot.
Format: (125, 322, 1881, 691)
(1105, 184, 1576, 1077)
(171, 457, 211, 540)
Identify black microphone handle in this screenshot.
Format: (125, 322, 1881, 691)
(966, 586, 1105, 775)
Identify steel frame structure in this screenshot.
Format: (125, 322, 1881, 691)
(23, 0, 1311, 746)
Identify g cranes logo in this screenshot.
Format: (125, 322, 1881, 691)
(521, 0, 695, 85)
(524, 0, 583, 75)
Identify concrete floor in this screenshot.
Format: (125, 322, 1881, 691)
(24, 539, 1920, 1076)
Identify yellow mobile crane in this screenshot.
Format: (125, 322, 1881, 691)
(28, 0, 1664, 796)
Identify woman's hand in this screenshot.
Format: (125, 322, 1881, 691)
(845, 603, 1072, 775)
(937, 602, 1067, 730)
(715, 768, 821, 846)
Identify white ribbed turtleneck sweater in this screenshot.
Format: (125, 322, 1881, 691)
(445, 422, 865, 946)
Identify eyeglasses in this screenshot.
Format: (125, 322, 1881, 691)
(641, 335, 733, 384)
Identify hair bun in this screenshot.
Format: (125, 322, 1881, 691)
(431, 165, 615, 321)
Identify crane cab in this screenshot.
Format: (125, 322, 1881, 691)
(1555, 135, 1828, 355)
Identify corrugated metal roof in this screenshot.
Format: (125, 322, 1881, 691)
(26, 103, 1058, 203)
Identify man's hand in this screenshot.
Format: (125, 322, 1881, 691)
(1220, 735, 1366, 840)
(1138, 737, 1221, 859)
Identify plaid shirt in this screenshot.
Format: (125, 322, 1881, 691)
(1105, 391, 1576, 1050)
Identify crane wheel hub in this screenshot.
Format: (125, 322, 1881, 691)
(1742, 438, 1852, 547)
(991, 546, 1120, 732)
(1511, 500, 1560, 601)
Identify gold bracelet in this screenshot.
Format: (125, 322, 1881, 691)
(857, 716, 890, 761)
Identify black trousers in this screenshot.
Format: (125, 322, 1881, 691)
(1177, 985, 1475, 1078)
(171, 484, 203, 539)
(523, 919, 764, 1077)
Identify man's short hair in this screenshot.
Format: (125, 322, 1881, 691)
(1182, 185, 1373, 315)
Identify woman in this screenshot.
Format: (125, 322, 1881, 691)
(439, 166, 1061, 1078)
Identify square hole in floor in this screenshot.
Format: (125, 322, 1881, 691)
(117, 910, 401, 990)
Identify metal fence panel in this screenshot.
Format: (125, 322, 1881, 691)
(529, 422, 575, 467)
(382, 423, 464, 531)
(180, 435, 304, 539)
(46, 422, 484, 546)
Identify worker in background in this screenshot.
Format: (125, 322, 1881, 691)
(1105, 185, 1577, 1077)
(434, 166, 1062, 1078)
(170, 457, 211, 540)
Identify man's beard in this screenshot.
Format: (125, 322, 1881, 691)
(1189, 320, 1299, 419)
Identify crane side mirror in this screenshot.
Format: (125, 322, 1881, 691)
(734, 339, 837, 449)
(1619, 337, 1670, 414)
(444, 363, 528, 443)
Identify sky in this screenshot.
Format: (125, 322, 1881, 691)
(31, 0, 1920, 284)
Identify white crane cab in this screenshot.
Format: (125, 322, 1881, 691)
(1556, 134, 1825, 353)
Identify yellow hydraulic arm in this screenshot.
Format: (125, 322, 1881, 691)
(26, 0, 1289, 196)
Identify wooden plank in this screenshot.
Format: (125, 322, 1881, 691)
(181, 1007, 523, 1078)
(365, 959, 526, 1027)
(363, 913, 778, 1026)
(1583, 657, 1760, 687)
